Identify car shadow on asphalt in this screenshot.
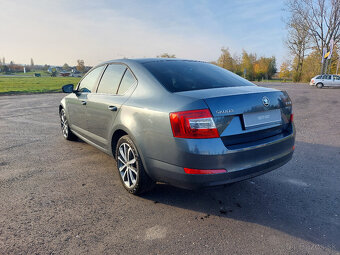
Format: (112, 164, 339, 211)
(141, 141, 340, 251)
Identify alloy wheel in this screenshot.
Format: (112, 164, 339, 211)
(117, 143, 138, 188)
(60, 110, 69, 138)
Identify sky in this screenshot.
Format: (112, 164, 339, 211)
(0, 0, 288, 67)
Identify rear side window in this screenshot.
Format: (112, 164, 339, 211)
(117, 69, 137, 95)
(142, 60, 254, 92)
(97, 64, 126, 94)
(78, 65, 105, 92)
(315, 75, 322, 79)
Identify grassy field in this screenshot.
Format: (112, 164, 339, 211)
(9, 71, 51, 76)
(0, 76, 81, 94)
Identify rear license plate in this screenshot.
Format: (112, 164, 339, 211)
(243, 109, 281, 129)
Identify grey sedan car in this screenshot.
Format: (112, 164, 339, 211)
(60, 59, 295, 194)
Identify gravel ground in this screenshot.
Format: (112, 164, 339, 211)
(0, 83, 339, 254)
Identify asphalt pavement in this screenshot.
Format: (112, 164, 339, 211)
(0, 83, 339, 254)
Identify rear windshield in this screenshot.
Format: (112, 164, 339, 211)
(142, 60, 254, 92)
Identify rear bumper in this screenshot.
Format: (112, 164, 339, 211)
(144, 126, 295, 189)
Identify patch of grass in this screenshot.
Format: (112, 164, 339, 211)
(0, 77, 81, 94)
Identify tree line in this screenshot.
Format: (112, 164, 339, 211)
(212, 48, 277, 81)
(0, 58, 88, 74)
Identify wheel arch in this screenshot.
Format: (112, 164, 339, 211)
(110, 127, 154, 180)
(111, 129, 128, 159)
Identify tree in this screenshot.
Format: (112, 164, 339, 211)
(241, 50, 257, 80)
(279, 61, 292, 79)
(284, 12, 310, 81)
(301, 49, 322, 81)
(43, 64, 50, 71)
(62, 63, 70, 71)
(286, 0, 340, 73)
(157, 53, 176, 58)
(217, 47, 235, 71)
(2, 65, 9, 73)
(76, 59, 85, 72)
(253, 57, 277, 81)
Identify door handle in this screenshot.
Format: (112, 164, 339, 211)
(81, 101, 86, 105)
(108, 105, 118, 111)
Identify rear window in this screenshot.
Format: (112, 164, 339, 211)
(142, 60, 254, 92)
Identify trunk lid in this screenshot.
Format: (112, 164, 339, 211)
(175, 86, 293, 148)
(176, 86, 289, 117)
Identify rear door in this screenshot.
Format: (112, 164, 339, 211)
(67, 65, 105, 137)
(86, 64, 137, 148)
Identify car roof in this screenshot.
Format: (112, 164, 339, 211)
(97, 58, 204, 66)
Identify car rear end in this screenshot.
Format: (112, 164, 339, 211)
(141, 60, 295, 189)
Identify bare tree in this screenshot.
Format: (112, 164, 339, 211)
(286, 0, 340, 73)
(285, 13, 310, 81)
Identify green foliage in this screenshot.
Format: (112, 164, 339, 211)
(62, 63, 70, 70)
(0, 77, 81, 94)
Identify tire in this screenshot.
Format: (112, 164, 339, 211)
(316, 83, 324, 88)
(59, 108, 77, 141)
(116, 135, 155, 195)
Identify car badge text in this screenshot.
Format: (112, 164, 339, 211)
(216, 109, 234, 114)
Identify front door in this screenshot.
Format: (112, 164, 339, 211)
(86, 65, 138, 149)
(67, 65, 106, 138)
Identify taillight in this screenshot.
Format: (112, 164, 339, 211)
(290, 113, 294, 122)
(169, 109, 219, 138)
(311, 79, 315, 83)
(184, 168, 227, 174)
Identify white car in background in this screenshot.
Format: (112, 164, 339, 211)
(310, 74, 340, 88)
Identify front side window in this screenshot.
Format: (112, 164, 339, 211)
(334, 75, 340, 80)
(117, 69, 137, 95)
(142, 60, 254, 92)
(97, 64, 126, 94)
(78, 65, 105, 93)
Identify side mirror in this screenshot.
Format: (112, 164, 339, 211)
(62, 84, 75, 93)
